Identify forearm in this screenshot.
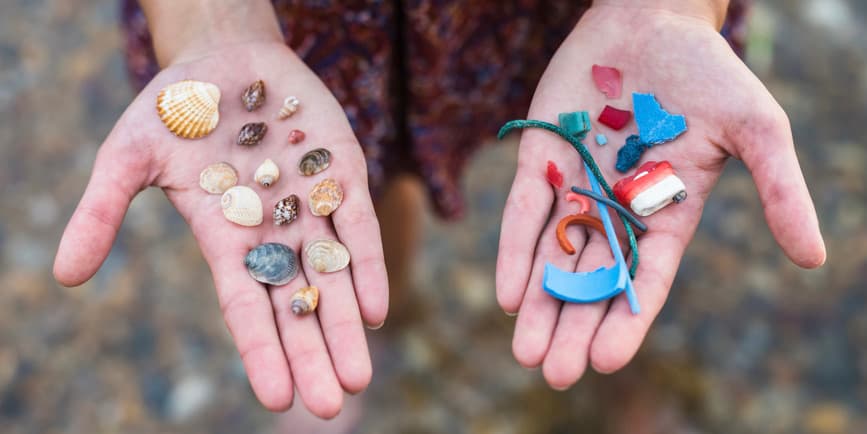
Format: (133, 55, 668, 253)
(593, 0, 730, 29)
(140, 0, 283, 67)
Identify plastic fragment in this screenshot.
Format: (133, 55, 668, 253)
(556, 213, 607, 255)
(598, 105, 632, 130)
(613, 161, 687, 216)
(565, 192, 590, 213)
(615, 134, 648, 172)
(558, 112, 591, 139)
(595, 134, 608, 146)
(633, 93, 687, 144)
(546, 161, 564, 189)
(591, 65, 622, 99)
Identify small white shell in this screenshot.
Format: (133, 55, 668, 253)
(304, 239, 350, 273)
(254, 158, 280, 187)
(221, 186, 263, 226)
(277, 96, 300, 119)
(199, 162, 238, 194)
(308, 179, 344, 217)
(156, 80, 221, 139)
(290, 286, 319, 315)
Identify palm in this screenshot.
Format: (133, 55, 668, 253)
(497, 7, 825, 389)
(55, 42, 388, 418)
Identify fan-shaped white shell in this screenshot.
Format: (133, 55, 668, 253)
(304, 239, 350, 273)
(157, 80, 221, 139)
(221, 186, 263, 226)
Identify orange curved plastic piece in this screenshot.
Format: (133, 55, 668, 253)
(565, 192, 591, 214)
(556, 213, 608, 255)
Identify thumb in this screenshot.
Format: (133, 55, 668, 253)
(731, 108, 826, 269)
(54, 132, 152, 286)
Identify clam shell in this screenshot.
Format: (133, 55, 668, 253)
(304, 239, 350, 273)
(156, 80, 221, 139)
(278, 96, 300, 119)
(199, 162, 238, 194)
(298, 148, 331, 176)
(241, 80, 266, 112)
(237, 122, 267, 146)
(273, 194, 300, 226)
(244, 243, 299, 286)
(308, 178, 343, 217)
(221, 186, 263, 226)
(254, 158, 280, 187)
(290, 286, 319, 315)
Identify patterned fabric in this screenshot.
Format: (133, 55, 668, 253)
(122, 0, 749, 219)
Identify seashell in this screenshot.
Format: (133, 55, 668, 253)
(304, 239, 350, 273)
(241, 79, 266, 112)
(298, 148, 332, 176)
(244, 243, 299, 286)
(277, 96, 300, 119)
(288, 129, 305, 144)
(254, 158, 280, 187)
(237, 122, 267, 146)
(221, 186, 263, 226)
(273, 194, 300, 226)
(290, 286, 319, 315)
(199, 162, 238, 194)
(308, 178, 343, 216)
(156, 80, 221, 139)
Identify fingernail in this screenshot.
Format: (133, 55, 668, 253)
(504, 310, 518, 317)
(366, 321, 385, 330)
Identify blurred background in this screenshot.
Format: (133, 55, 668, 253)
(1, 0, 865, 433)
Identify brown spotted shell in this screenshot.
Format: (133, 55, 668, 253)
(298, 148, 331, 176)
(237, 122, 267, 146)
(290, 286, 319, 315)
(304, 239, 350, 273)
(273, 194, 299, 226)
(241, 80, 266, 112)
(199, 162, 238, 194)
(156, 80, 221, 139)
(221, 186, 263, 226)
(308, 179, 343, 217)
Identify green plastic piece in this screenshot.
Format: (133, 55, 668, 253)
(558, 112, 592, 140)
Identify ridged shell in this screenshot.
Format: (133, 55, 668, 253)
(298, 148, 331, 176)
(156, 80, 220, 139)
(304, 239, 350, 273)
(278, 96, 300, 119)
(254, 158, 280, 187)
(221, 186, 263, 226)
(244, 243, 299, 286)
(308, 179, 343, 217)
(241, 80, 266, 112)
(273, 194, 300, 226)
(237, 122, 267, 146)
(199, 162, 238, 194)
(290, 286, 319, 315)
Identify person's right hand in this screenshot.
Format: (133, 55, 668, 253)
(53, 36, 388, 418)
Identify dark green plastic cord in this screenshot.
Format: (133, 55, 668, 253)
(497, 119, 640, 278)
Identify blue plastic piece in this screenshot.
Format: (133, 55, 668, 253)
(558, 112, 592, 140)
(615, 134, 647, 173)
(595, 133, 608, 146)
(633, 93, 687, 145)
(542, 162, 640, 314)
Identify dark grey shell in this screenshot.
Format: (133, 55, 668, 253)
(244, 243, 299, 286)
(298, 148, 331, 176)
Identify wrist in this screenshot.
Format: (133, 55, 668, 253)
(591, 0, 729, 30)
(141, 0, 284, 67)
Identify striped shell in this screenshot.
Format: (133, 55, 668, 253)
(221, 186, 263, 226)
(199, 162, 238, 194)
(254, 158, 280, 187)
(290, 286, 319, 315)
(156, 80, 220, 139)
(278, 96, 300, 119)
(308, 179, 343, 217)
(244, 243, 299, 286)
(298, 148, 331, 176)
(304, 239, 350, 273)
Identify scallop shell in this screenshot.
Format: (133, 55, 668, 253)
(254, 158, 280, 187)
(290, 286, 319, 315)
(199, 162, 238, 194)
(221, 186, 263, 226)
(304, 239, 350, 273)
(298, 148, 331, 176)
(237, 122, 267, 146)
(308, 179, 343, 217)
(244, 243, 299, 286)
(241, 80, 266, 112)
(273, 194, 300, 226)
(156, 80, 221, 139)
(277, 96, 300, 119)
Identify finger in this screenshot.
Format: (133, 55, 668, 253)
(731, 109, 826, 268)
(54, 137, 151, 286)
(271, 273, 344, 419)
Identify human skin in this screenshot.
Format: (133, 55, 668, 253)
(496, 0, 826, 390)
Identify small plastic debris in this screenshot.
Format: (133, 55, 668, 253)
(598, 105, 632, 130)
(591, 65, 622, 99)
(546, 161, 564, 189)
(556, 213, 607, 255)
(633, 93, 687, 145)
(613, 161, 687, 217)
(595, 134, 608, 146)
(565, 192, 590, 214)
(558, 112, 591, 139)
(615, 134, 647, 172)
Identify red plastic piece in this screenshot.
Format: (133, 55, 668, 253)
(565, 192, 590, 214)
(598, 105, 632, 130)
(591, 65, 622, 99)
(546, 161, 564, 189)
(613, 161, 675, 205)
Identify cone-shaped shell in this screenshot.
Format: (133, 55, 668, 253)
(156, 80, 220, 139)
(244, 243, 299, 286)
(308, 179, 343, 217)
(278, 96, 300, 119)
(254, 158, 280, 187)
(290, 286, 319, 315)
(298, 148, 331, 176)
(221, 186, 263, 226)
(304, 239, 350, 273)
(241, 80, 266, 112)
(273, 194, 300, 226)
(199, 162, 238, 194)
